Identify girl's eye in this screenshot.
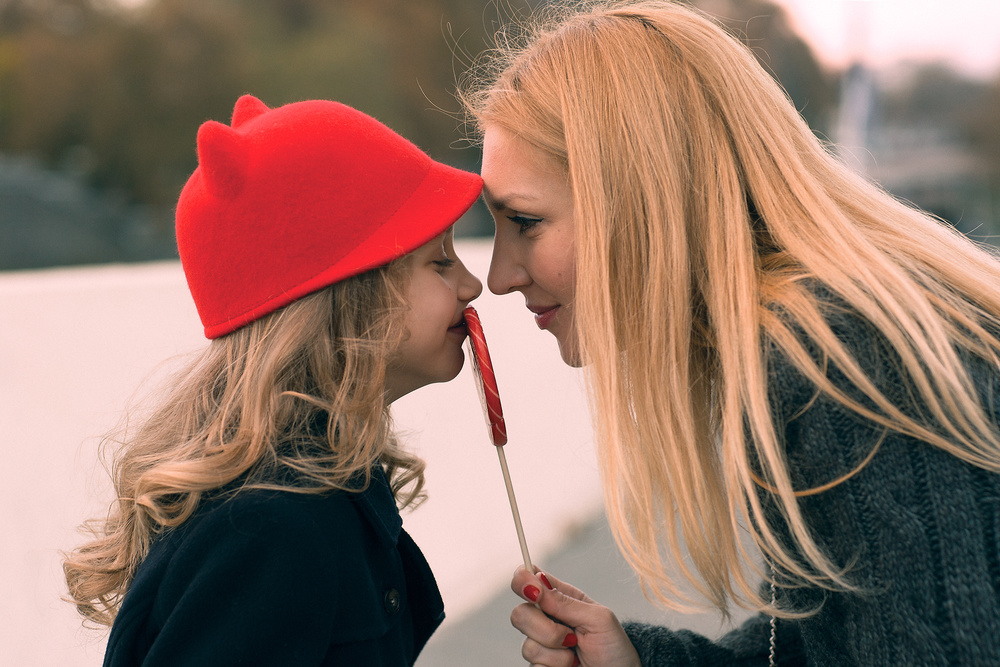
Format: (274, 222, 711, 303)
(508, 215, 543, 235)
(433, 257, 456, 270)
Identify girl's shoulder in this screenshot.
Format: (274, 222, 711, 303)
(108, 473, 417, 662)
(147, 488, 360, 576)
(159, 465, 403, 563)
(199, 486, 358, 535)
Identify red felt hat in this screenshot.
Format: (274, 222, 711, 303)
(176, 95, 483, 339)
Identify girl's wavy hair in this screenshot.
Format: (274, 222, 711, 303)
(462, 0, 1000, 618)
(64, 259, 419, 626)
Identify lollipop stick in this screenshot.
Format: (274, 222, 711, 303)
(496, 445, 532, 571)
(463, 306, 532, 571)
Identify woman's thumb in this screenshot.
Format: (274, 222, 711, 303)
(520, 574, 597, 629)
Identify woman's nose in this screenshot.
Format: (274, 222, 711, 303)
(487, 237, 528, 295)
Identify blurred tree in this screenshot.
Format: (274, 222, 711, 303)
(0, 0, 833, 207)
(879, 64, 989, 128)
(963, 73, 1000, 209)
(693, 0, 837, 136)
(0, 0, 493, 211)
(0, 0, 848, 267)
(0, 0, 248, 208)
(877, 64, 998, 232)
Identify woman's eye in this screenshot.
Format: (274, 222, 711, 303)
(508, 215, 542, 235)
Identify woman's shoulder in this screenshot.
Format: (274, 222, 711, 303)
(764, 280, 903, 390)
(766, 278, 1000, 401)
(764, 279, 875, 348)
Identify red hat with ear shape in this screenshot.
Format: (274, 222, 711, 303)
(176, 95, 483, 339)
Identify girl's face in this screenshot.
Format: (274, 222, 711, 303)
(481, 125, 580, 366)
(385, 228, 482, 403)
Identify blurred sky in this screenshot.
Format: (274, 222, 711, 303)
(771, 0, 1000, 78)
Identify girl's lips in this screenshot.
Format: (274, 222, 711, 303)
(447, 322, 468, 343)
(532, 306, 559, 330)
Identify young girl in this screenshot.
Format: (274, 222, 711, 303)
(464, 1, 1000, 665)
(63, 94, 483, 666)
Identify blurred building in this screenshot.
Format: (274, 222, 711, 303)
(872, 123, 995, 242)
(834, 64, 997, 244)
(0, 154, 176, 271)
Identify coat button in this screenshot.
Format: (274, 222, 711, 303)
(383, 588, 402, 615)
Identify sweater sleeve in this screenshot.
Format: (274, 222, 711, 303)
(621, 301, 1000, 666)
(622, 612, 806, 667)
(140, 491, 374, 667)
(622, 295, 1000, 666)
(759, 303, 1000, 665)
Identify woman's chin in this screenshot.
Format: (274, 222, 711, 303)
(556, 337, 584, 368)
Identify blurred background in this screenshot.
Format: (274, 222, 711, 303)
(2, 0, 998, 664)
(1, 0, 998, 270)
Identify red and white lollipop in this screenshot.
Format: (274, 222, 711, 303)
(463, 306, 532, 570)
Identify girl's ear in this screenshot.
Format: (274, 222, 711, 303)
(196, 121, 248, 201)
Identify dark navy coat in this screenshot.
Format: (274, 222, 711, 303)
(103, 467, 444, 666)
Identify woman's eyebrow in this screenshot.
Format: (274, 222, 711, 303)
(482, 188, 538, 211)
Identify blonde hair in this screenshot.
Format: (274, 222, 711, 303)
(64, 260, 423, 626)
(463, 0, 1000, 617)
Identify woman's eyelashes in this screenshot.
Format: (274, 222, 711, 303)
(508, 214, 543, 235)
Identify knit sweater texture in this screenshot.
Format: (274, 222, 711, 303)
(623, 299, 1000, 666)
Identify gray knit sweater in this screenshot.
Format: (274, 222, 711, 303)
(623, 302, 1000, 666)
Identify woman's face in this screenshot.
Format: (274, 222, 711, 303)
(481, 125, 580, 366)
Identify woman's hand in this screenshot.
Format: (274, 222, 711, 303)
(510, 566, 641, 667)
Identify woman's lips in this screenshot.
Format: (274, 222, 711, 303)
(531, 305, 559, 330)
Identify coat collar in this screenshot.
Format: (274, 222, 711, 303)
(352, 465, 403, 547)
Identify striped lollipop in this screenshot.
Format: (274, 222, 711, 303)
(463, 306, 532, 570)
(464, 306, 507, 446)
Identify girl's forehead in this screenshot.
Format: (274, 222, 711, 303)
(413, 229, 452, 253)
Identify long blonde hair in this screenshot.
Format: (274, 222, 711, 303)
(463, 0, 1000, 617)
(64, 260, 423, 626)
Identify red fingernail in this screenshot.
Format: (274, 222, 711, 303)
(523, 585, 540, 602)
(563, 632, 578, 648)
(539, 573, 554, 590)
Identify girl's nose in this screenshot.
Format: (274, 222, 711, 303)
(459, 262, 483, 303)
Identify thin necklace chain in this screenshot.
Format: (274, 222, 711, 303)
(769, 572, 777, 667)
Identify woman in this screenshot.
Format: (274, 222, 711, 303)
(463, 2, 1000, 665)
